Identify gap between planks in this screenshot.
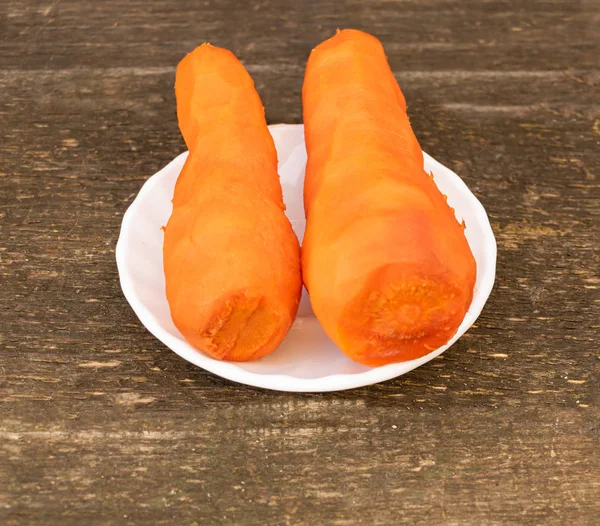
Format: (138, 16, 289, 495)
(0, 67, 595, 79)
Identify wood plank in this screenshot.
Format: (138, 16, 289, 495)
(2, 0, 599, 71)
(2, 402, 599, 525)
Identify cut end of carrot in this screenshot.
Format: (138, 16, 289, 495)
(337, 265, 471, 366)
(177, 291, 288, 362)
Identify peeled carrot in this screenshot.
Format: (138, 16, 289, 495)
(302, 30, 477, 366)
(163, 44, 302, 361)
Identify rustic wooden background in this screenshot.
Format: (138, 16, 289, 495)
(1, 0, 599, 524)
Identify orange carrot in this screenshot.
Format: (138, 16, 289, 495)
(163, 44, 302, 361)
(302, 30, 477, 366)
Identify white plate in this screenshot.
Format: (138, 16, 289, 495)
(116, 124, 496, 392)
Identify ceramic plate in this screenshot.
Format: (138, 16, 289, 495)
(116, 124, 496, 392)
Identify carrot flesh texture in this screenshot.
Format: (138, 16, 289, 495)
(302, 30, 477, 367)
(164, 44, 301, 362)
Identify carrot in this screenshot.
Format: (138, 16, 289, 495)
(163, 44, 302, 361)
(302, 30, 477, 366)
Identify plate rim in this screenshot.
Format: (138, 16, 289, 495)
(116, 123, 497, 392)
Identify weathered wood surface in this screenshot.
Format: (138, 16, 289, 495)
(1, 0, 599, 524)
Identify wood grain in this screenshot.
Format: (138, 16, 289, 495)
(1, 0, 599, 524)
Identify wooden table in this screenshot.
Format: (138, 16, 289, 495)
(2, 1, 599, 524)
